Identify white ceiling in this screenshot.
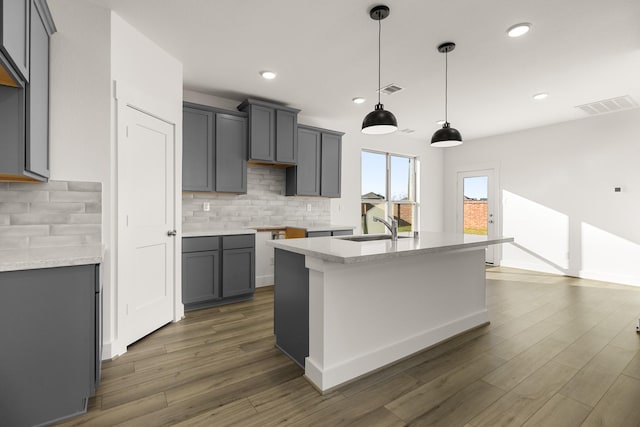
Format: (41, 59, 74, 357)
(92, 0, 640, 141)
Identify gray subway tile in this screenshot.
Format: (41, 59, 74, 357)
(29, 235, 86, 247)
(0, 236, 29, 249)
(8, 181, 69, 191)
(50, 191, 101, 203)
(0, 225, 49, 237)
(68, 214, 101, 224)
(67, 181, 102, 192)
(85, 202, 102, 213)
(50, 224, 101, 236)
(0, 203, 29, 213)
(29, 202, 85, 213)
(10, 213, 70, 225)
(0, 191, 49, 203)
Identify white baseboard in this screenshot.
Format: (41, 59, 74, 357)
(256, 274, 274, 288)
(306, 310, 488, 391)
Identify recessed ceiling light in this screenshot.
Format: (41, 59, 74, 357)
(506, 23, 531, 38)
(260, 71, 277, 80)
(533, 92, 549, 100)
(352, 97, 366, 104)
(436, 119, 445, 125)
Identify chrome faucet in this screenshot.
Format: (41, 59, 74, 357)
(373, 215, 398, 241)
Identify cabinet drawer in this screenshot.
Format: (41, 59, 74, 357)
(222, 234, 255, 250)
(183, 236, 220, 253)
(332, 229, 353, 236)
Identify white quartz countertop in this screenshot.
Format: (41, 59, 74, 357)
(267, 232, 514, 264)
(0, 245, 104, 272)
(182, 229, 257, 237)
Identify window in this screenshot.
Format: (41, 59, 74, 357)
(361, 150, 417, 234)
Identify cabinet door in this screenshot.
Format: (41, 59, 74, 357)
(25, 0, 48, 179)
(182, 250, 220, 304)
(222, 247, 255, 297)
(332, 229, 353, 236)
(183, 107, 214, 192)
(320, 133, 341, 197)
(296, 127, 321, 196)
(215, 113, 247, 193)
(0, 0, 29, 82)
(248, 104, 274, 161)
(275, 109, 297, 164)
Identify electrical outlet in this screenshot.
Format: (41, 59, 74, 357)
(203, 202, 210, 211)
(307, 203, 312, 212)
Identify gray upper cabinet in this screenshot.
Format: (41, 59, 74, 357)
(26, 0, 49, 179)
(275, 109, 297, 164)
(286, 127, 320, 196)
(320, 132, 342, 198)
(216, 113, 247, 193)
(182, 103, 248, 194)
(286, 125, 344, 198)
(237, 98, 299, 165)
(0, 0, 30, 85)
(183, 107, 214, 192)
(0, 0, 54, 182)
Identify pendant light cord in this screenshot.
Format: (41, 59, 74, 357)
(377, 16, 382, 105)
(444, 50, 448, 123)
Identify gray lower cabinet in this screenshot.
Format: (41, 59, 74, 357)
(286, 125, 344, 198)
(306, 229, 353, 238)
(273, 248, 309, 368)
(0, 0, 53, 182)
(182, 103, 248, 193)
(0, 264, 100, 427)
(182, 234, 255, 311)
(238, 98, 300, 165)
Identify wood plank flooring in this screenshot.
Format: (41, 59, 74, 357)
(55, 267, 640, 426)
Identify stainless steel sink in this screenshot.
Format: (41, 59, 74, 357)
(338, 234, 410, 242)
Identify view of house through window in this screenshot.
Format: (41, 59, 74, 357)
(361, 150, 417, 234)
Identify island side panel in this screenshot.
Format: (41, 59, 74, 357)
(305, 247, 488, 391)
(273, 248, 309, 368)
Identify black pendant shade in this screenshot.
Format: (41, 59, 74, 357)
(431, 122, 463, 147)
(431, 42, 463, 147)
(362, 103, 398, 135)
(362, 5, 397, 135)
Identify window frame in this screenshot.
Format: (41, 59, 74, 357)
(360, 149, 418, 234)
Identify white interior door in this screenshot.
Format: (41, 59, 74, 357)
(119, 105, 175, 345)
(457, 169, 497, 264)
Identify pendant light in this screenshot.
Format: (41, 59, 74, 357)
(362, 5, 398, 135)
(431, 42, 463, 147)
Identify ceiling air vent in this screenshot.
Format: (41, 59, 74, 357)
(575, 95, 638, 115)
(399, 128, 415, 134)
(379, 83, 404, 95)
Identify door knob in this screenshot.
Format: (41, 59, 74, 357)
(167, 230, 177, 236)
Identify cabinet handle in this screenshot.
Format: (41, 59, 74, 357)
(167, 230, 177, 236)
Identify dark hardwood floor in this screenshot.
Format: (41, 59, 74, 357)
(56, 267, 640, 426)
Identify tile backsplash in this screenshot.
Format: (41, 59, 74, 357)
(0, 180, 101, 249)
(183, 164, 331, 229)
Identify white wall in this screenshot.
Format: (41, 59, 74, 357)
(48, 2, 183, 359)
(444, 109, 640, 286)
(48, 0, 117, 353)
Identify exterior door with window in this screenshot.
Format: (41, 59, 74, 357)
(457, 169, 497, 264)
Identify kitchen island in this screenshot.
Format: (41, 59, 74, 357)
(268, 232, 513, 392)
